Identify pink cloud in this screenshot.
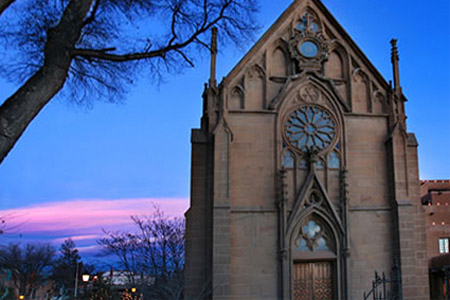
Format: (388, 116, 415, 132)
(0, 198, 189, 238)
(77, 244, 103, 253)
(52, 234, 101, 244)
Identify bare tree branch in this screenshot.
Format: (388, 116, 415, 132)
(71, 0, 231, 64)
(175, 49, 194, 67)
(83, 0, 100, 26)
(0, 0, 260, 163)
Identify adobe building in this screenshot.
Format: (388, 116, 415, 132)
(184, 0, 430, 299)
(421, 180, 450, 299)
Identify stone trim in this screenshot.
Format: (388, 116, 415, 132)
(228, 109, 277, 114)
(230, 207, 278, 213)
(344, 112, 389, 118)
(349, 205, 391, 212)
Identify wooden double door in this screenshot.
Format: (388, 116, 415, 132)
(293, 261, 334, 300)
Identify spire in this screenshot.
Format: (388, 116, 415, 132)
(209, 27, 218, 88)
(390, 39, 402, 94)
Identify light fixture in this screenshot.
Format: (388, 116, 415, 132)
(82, 274, 90, 282)
(19, 296, 25, 300)
(131, 287, 137, 293)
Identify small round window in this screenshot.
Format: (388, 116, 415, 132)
(298, 41, 319, 58)
(285, 106, 336, 153)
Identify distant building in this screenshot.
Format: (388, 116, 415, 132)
(100, 270, 154, 287)
(185, 0, 430, 299)
(421, 180, 450, 300)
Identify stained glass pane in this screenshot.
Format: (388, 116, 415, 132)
(296, 218, 336, 253)
(297, 22, 306, 31)
(302, 220, 321, 239)
(298, 159, 308, 169)
(316, 160, 324, 169)
(328, 152, 340, 169)
(297, 238, 310, 252)
(316, 237, 332, 251)
(299, 41, 319, 58)
(296, 16, 308, 31)
(283, 151, 294, 168)
(310, 21, 320, 33)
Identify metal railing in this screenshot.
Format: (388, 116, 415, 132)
(363, 258, 402, 300)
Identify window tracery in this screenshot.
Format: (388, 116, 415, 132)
(316, 159, 325, 170)
(284, 105, 336, 153)
(289, 10, 328, 72)
(295, 218, 335, 253)
(296, 12, 321, 34)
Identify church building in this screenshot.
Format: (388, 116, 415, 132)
(184, 0, 430, 299)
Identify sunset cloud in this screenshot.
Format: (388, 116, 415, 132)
(0, 198, 189, 252)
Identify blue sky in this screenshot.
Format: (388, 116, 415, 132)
(0, 0, 449, 252)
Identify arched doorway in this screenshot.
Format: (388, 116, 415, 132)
(292, 217, 337, 300)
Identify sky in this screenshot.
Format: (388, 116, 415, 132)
(0, 0, 449, 260)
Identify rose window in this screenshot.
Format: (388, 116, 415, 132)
(285, 106, 336, 152)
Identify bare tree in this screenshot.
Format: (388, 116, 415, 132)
(0, 243, 55, 298)
(0, 0, 259, 163)
(98, 230, 142, 285)
(132, 210, 185, 300)
(98, 207, 186, 300)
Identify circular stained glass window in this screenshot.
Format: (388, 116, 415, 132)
(285, 106, 336, 152)
(299, 41, 319, 58)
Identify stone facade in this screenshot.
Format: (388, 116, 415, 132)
(185, 0, 430, 299)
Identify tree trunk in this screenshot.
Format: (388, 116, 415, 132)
(0, 66, 67, 163)
(0, 0, 16, 17)
(0, 0, 93, 164)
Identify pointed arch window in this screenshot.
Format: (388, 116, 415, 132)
(296, 12, 321, 33)
(282, 149, 295, 168)
(328, 151, 340, 169)
(295, 218, 335, 254)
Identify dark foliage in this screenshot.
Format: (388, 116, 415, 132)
(51, 238, 81, 297)
(0, 243, 55, 298)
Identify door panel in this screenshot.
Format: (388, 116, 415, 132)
(293, 262, 334, 300)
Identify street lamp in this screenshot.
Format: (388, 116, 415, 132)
(82, 274, 90, 298)
(18, 296, 24, 300)
(131, 287, 137, 293)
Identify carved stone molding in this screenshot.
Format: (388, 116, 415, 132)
(300, 85, 320, 102)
